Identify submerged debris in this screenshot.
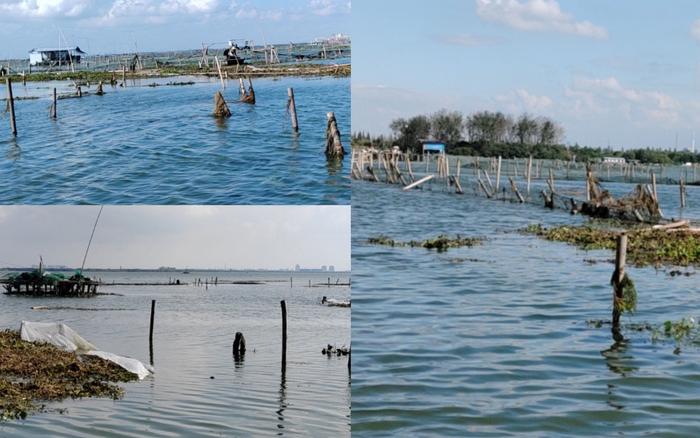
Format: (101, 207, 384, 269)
(0, 330, 138, 420)
(367, 234, 483, 252)
(321, 296, 351, 307)
(523, 224, 700, 267)
(321, 344, 350, 356)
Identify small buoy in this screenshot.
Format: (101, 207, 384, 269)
(210, 376, 215, 379)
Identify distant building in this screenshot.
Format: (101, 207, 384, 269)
(321, 265, 327, 272)
(422, 140, 446, 154)
(601, 156, 625, 164)
(29, 47, 86, 66)
(329, 265, 335, 272)
(295, 264, 301, 271)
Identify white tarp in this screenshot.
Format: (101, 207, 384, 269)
(20, 321, 96, 352)
(20, 321, 153, 380)
(87, 350, 152, 380)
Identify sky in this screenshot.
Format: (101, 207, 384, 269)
(352, 0, 700, 149)
(0, 0, 350, 57)
(0, 206, 350, 270)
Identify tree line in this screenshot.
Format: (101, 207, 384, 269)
(352, 109, 700, 164)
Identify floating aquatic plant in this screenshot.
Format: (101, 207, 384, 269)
(367, 234, 482, 252)
(613, 273, 637, 314)
(523, 224, 700, 267)
(0, 330, 138, 420)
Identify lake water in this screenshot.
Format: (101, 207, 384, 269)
(0, 270, 351, 437)
(352, 180, 700, 436)
(0, 76, 350, 205)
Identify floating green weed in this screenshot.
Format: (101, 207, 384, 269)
(367, 234, 482, 252)
(523, 224, 700, 267)
(0, 330, 138, 420)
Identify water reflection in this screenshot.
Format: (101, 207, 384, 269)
(277, 367, 287, 434)
(5, 138, 20, 161)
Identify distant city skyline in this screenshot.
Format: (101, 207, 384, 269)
(0, 0, 350, 58)
(0, 206, 350, 271)
(353, 0, 700, 149)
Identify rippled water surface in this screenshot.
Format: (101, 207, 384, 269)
(0, 76, 349, 204)
(352, 180, 700, 436)
(0, 270, 350, 437)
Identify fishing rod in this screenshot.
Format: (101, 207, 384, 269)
(80, 205, 104, 275)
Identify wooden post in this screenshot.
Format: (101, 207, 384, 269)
(214, 56, 225, 89)
(239, 78, 245, 96)
(51, 88, 57, 119)
(495, 156, 502, 192)
(651, 172, 657, 203)
(509, 177, 525, 203)
(233, 332, 246, 356)
(325, 112, 345, 159)
(290, 277, 293, 288)
(281, 300, 287, 369)
(680, 177, 687, 208)
(122, 65, 126, 86)
(149, 300, 156, 342)
(287, 88, 299, 133)
(526, 155, 532, 196)
(213, 91, 231, 118)
(612, 234, 627, 332)
(6, 78, 16, 136)
(77, 86, 82, 97)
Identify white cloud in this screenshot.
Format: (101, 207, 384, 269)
(495, 88, 553, 113)
(99, 0, 221, 24)
(566, 76, 680, 124)
(308, 0, 349, 16)
(0, 0, 91, 18)
(234, 6, 282, 21)
(475, 0, 607, 39)
(691, 18, 700, 41)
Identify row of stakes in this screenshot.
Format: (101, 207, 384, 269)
(4, 76, 345, 160)
(148, 299, 351, 375)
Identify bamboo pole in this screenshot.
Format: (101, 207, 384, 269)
(403, 175, 434, 191)
(612, 234, 627, 332)
(281, 300, 287, 370)
(214, 56, 225, 89)
(495, 156, 502, 192)
(287, 88, 299, 133)
(680, 177, 687, 209)
(149, 299, 156, 364)
(6, 78, 16, 136)
(526, 155, 532, 196)
(51, 87, 57, 119)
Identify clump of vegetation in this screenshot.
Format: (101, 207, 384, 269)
(613, 274, 637, 314)
(523, 224, 700, 266)
(0, 330, 138, 420)
(651, 317, 700, 353)
(367, 234, 482, 252)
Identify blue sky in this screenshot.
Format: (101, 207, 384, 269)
(0, 0, 349, 58)
(352, 0, 700, 149)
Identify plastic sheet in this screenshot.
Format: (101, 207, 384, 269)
(20, 321, 152, 379)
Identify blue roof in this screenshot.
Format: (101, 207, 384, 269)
(422, 142, 445, 152)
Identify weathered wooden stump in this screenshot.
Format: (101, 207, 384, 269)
(233, 332, 246, 356)
(213, 91, 231, 118)
(325, 112, 345, 159)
